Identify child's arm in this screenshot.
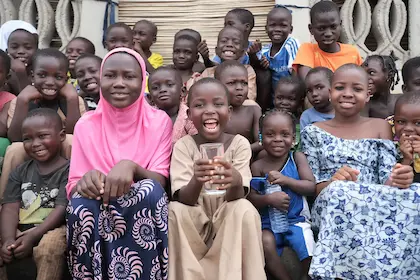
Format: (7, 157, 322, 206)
(133, 41, 156, 73)
(297, 65, 312, 80)
(400, 134, 413, 165)
(60, 84, 82, 134)
(0, 202, 19, 248)
(250, 105, 263, 154)
(0, 101, 12, 137)
(248, 40, 263, 70)
(197, 40, 214, 68)
(8, 85, 42, 142)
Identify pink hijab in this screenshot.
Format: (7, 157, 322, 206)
(66, 48, 173, 197)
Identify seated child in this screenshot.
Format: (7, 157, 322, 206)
(148, 66, 197, 144)
(0, 108, 69, 280)
(168, 78, 266, 280)
(292, 1, 362, 80)
(213, 8, 255, 64)
(300, 67, 334, 131)
(104, 22, 134, 51)
(65, 37, 96, 93)
(363, 54, 399, 118)
(173, 34, 202, 98)
(201, 26, 257, 102)
(175, 28, 208, 72)
(249, 109, 315, 280)
(214, 60, 262, 154)
(74, 54, 102, 110)
(132, 20, 163, 73)
(394, 92, 420, 183)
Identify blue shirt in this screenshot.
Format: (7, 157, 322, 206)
(212, 41, 252, 65)
(257, 36, 300, 90)
(300, 107, 334, 132)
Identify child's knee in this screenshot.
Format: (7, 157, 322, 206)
(261, 230, 277, 252)
(34, 226, 66, 258)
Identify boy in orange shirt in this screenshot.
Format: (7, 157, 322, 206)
(293, 1, 362, 80)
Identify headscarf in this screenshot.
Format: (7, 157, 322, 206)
(66, 47, 173, 197)
(0, 20, 38, 51)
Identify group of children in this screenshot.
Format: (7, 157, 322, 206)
(0, 0, 419, 279)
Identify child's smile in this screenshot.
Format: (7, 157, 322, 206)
(33, 57, 68, 100)
(262, 113, 294, 158)
(216, 27, 244, 61)
(75, 57, 100, 95)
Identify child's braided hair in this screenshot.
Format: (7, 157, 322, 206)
(363, 52, 400, 90)
(258, 108, 296, 144)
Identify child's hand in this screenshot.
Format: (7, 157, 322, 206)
(76, 170, 105, 200)
(267, 170, 287, 185)
(18, 85, 42, 103)
(247, 39, 262, 55)
(10, 56, 27, 73)
(197, 40, 209, 60)
(102, 160, 137, 206)
(133, 40, 146, 57)
(0, 240, 15, 264)
(400, 134, 414, 163)
(268, 191, 290, 212)
(193, 159, 215, 184)
(11, 233, 36, 259)
(332, 165, 360, 182)
(409, 135, 420, 155)
(59, 83, 78, 99)
(390, 163, 413, 189)
(210, 157, 241, 190)
(260, 56, 270, 69)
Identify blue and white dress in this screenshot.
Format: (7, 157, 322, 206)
(301, 125, 420, 280)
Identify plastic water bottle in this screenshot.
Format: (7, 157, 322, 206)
(265, 183, 289, 234)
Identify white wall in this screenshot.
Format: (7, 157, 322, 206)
(275, 0, 311, 44)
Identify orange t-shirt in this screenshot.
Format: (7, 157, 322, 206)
(292, 43, 363, 73)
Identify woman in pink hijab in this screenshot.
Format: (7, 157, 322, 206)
(66, 47, 172, 279)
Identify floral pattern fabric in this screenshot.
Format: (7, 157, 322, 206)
(301, 125, 420, 279)
(67, 179, 168, 280)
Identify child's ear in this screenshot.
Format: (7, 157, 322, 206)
(245, 23, 251, 34)
(290, 25, 294, 34)
(31, 70, 35, 84)
(402, 84, 407, 93)
(153, 35, 157, 43)
(59, 129, 66, 143)
(228, 105, 233, 119)
(187, 108, 191, 120)
(308, 23, 313, 35)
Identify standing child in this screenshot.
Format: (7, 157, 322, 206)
(65, 37, 96, 93)
(300, 67, 334, 131)
(175, 28, 210, 71)
(214, 61, 262, 154)
(148, 66, 197, 144)
(132, 20, 163, 73)
(169, 78, 266, 280)
(293, 1, 362, 80)
(104, 22, 134, 51)
(363, 54, 399, 118)
(249, 109, 315, 280)
(74, 54, 102, 110)
(0, 108, 69, 280)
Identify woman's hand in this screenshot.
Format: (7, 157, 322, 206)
(390, 163, 413, 189)
(75, 170, 105, 200)
(102, 160, 137, 206)
(332, 165, 360, 182)
(210, 157, 242, 190)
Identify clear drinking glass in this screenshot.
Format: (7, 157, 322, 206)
(200, 143, 226, 195)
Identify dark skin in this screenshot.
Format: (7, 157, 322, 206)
(249, 113, 315, 280)
(215, 27, 245, 62)
(74, 57, 101, 104)
(314, 67, 413, 195)
(0, 116, 67, 262)
(224, 12, 251, 49)
(105, 27, 134, 51)
(219, 66, 262, 154)
(72, 53, 166, 204)
(0, 57, 12, 137)
(175, 82, 245, 205)
(8, 57, 82, 142)
(175, 30, 212, 70)
(132, 22, 158, 73)
(273, 83, 304, 114)
(173, 38, 198, 84)
(305, 72, 334, 114)
(402, 67, 420, 93)
(66, 39, 94, 78)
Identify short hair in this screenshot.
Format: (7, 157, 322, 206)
(68, 37, 95, 54)
(227, 8, 255, 29)
(259, 108, 297, 135)
(174, 34, 199, 47)
(134, 20, 158, 37)
(32, 48, 69, 72)
(214, 60, 247, 80)
(402, 57, 420, 85)
(105, 22, 133, 39)
(306, 67, 334, 84)
(363, 54, 399, 90)
(275, 75, 306, 100)
(218, 26, 244, 44)
(8, 29, 38, 47)
(175, 29, 201, 43)
(268, 5, 292, 19)
(395, 91, 420, 110)
(75, 53, 102, 66)
(148, 66, 183, 90)
(334, 63, 369, 84)
(187, 77, 230, 106)
(310, 1, 340, 22)
(24, 108, 63, 131)
(0, 49, 11, 74)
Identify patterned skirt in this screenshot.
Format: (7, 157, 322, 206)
(309, 181, 420, 280)
(67, 179, 169, 280)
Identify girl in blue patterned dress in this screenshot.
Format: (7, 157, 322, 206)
(301, 64, 419, 280)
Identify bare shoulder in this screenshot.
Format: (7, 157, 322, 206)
(251, 158, 265, 176)
(366, 118, 392, 139)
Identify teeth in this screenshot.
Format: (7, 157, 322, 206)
(35, 150, 47, 156)
(42, 89, 57, 95)
(223, 51, 234, 56)
(86, 83, 97, 89)
(69, 59, 76, 64)
(17, 57, 26, 61)
(204, 119, 218, 130)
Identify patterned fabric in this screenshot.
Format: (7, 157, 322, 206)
(301, 125, 420, 279)
(67, 179, 168, 280)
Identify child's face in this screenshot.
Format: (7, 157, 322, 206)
(273, 84, 302, 114)
(394, 103, 420, 138)
(7, 30, 37, 67)
(173, 39, 198, 71)
(262, 114, 294, 158)
(133, 22, 155, 50)
(363, 58, 388, 96)
(188, 82, 231, 142)
(66, 39, 91, 72)
(22, 116, 64, 163)
(215, 28, 244, 61)
(306, 72, 331, 111)
(310, 11, 341, 50)
(266, 9, 293, 45)
(224, 13, 248, 36)
(74, 57, 100, 96)
(106, 27, 134, 51)
(404, 67, 420, 93)
(32, 57, 68, 101)
(218, 66, 248, 107)
(149, 70, 182, 111)
(331, 68, 370, 118)
(101, 53, 142, 108)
